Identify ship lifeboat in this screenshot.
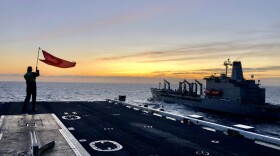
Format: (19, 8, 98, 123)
(204, 90, 211, 95)
(211, 90, 222, 96)
(204, 89, 222, 96)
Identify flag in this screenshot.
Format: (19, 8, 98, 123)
(39, 50, 76, 68)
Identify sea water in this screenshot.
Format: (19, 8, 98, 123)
(0, 81, 279, 138)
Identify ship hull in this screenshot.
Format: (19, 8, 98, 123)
(151, 88, 280, 120)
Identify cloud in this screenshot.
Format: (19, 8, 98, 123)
(243, 66, 280, 72)
(0, 74, 21, 76)
(149, 65, 280, 78)
(140, 48, 279, 63)
(198, 66, 280, 73)
(151, 70, 210, 77)
(139, 53, 224, 63)
(94, 39, 280, 63)
(98, 51, 165, 61)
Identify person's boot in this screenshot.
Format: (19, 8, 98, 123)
(32, 102, 37, 112)
(22, 107, 27, 113)
(32, 107, 37, 112)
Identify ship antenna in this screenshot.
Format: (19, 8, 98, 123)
(224, 58, 232, 77)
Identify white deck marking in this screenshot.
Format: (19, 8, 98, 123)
(0, 115, 4, 141)
(233, 124, 254, 130)
(0, 115, 5, 127)
(166, 117, 176, 121)
(89, 140, 123, 152)
(52, 114, 90, 156)
(62, 115, 81, 120)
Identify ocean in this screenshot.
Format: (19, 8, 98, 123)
(0, 81, 279, 138)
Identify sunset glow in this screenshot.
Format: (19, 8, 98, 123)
(1, 0, 280, 85)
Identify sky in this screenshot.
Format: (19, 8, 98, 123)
(0, 0, 280, 85)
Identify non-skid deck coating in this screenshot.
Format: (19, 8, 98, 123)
(0, 101, 279, 156)
(0, 114, 84, 156)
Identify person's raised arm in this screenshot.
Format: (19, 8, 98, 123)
(35, 67, 40, 77)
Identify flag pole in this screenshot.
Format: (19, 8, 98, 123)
(36, 47, 41, 69)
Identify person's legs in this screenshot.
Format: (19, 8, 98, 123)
(23, 88, 31, 110)
(31, 87, 37, 111)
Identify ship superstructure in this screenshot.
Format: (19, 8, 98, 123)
(204, 60, 265, 104)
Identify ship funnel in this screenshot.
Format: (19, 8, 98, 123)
(231, 61, 244, 81)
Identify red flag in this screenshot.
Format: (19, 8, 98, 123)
(39, 50, 76, 68)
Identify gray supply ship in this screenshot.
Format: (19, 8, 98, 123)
(151, 59, 280, 119)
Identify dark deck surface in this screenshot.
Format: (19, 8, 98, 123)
(0, 101, 279, 156)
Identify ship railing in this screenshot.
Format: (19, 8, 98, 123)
(106, 99, 280, 149)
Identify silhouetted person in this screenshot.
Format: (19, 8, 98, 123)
(23, 66, 40, 112)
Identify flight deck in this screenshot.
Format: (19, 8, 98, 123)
(0, 101, 279, 156)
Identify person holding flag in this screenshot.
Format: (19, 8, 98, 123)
(22, 66, 40, 112)
(22, 47, 76, 112)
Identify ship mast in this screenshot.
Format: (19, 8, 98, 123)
(224, 59, 232, 77)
